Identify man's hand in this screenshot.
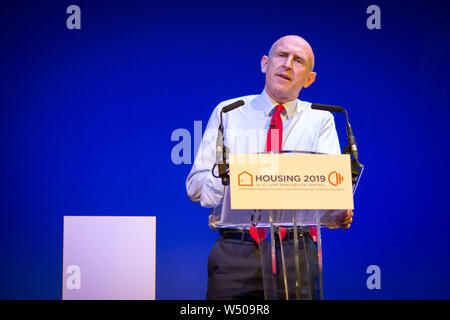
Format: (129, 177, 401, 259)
(327, 210, 353, 229)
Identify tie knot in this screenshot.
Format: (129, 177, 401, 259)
(275, 104, 285, 113)
(275, 104, 284, 112)
(269, 105, 286, 117)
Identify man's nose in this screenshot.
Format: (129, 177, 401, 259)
(282, 56, 293, 69)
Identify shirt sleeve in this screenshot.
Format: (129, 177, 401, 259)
(316, 112, 341, 155)
(186, 104, 226, 208)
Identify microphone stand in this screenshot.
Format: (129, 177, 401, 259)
(216, 110, 230, 185)
(212, 100, 245, 186)
(341, 109, 364, 188)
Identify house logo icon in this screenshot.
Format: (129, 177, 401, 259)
(238, 171, 253, 186)
(328, 171, 344, 186)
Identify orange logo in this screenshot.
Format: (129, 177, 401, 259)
(328, 171, 344, 186)
(238, 171, 253, 186)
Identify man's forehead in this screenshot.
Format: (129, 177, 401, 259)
(272, 36, 312, 56)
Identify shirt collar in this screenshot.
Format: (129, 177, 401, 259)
(260, 90, 298, 119)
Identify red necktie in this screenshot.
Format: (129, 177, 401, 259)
(265, 104, 285, 152)
(250, 105, 286, 244)
(249, 105, 318, 244)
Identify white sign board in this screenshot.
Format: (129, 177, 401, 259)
(62, 216, 156, 300)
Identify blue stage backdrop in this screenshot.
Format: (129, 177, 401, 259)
(1, 0, 449, 299)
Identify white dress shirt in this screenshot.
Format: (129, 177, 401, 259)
(186, 90, 341, 229)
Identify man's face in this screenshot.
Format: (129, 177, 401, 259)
(261, 36, 316, 104)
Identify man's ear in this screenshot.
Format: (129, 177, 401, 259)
(260, 55, 268, 73)
(303, 72, 316, 88)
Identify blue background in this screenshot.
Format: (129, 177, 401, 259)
(1, 0, 449, 299)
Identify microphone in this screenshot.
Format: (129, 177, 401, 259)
(311, 102, 363, 185)
(215, 100, 245, 185)
(311, 103, 358, 161)
(346, 124, 358, 161)
(310, 103, 345, 113)
(222, 100, 244, 113)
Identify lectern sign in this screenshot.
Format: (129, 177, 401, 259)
(229, 153, 354, 210)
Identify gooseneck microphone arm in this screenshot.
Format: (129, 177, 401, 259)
(212, 100, 245, 185)
(310, 103, 363, 185)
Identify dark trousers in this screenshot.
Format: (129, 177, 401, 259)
(206, 233, 319, 300)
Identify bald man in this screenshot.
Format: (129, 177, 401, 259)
(262, 35, 316, 104)
(187, 35, 352, 300)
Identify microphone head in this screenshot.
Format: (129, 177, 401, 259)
(222, 100, 245, 113)
(311, 103, 345, 113)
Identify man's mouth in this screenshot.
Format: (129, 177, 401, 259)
(276, 74, 292, 81)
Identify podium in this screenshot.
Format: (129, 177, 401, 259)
(214, 151, 358, 300)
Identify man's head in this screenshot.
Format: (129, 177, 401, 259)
(261, 35, 316, 104)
